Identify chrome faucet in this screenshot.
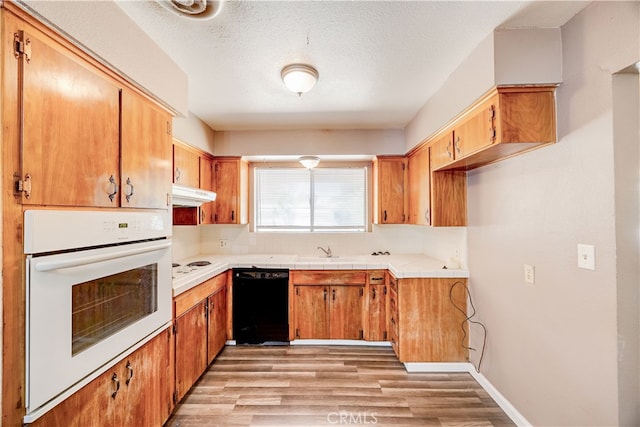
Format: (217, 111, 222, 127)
(317, 246, 332, 258)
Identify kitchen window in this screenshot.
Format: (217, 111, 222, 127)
(254, 167, 367, 232)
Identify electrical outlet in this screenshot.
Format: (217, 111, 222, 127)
(524, 264, 535, 284)
(577, 244, 595, 270)
(219, 239, 229, 248)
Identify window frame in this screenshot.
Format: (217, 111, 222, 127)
(250, 161, 372, 233)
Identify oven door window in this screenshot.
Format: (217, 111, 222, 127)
(72, 264, 158, 355)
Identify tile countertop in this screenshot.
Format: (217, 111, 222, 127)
(172, 254, 469, 297)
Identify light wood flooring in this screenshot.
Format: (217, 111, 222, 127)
(165, 345, 515, 427)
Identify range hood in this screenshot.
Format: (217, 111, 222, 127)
(172, 184, 216, 207)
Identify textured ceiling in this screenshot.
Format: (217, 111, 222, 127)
(115, 1, 588, 131)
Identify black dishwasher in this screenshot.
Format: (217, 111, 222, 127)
(232, 268, 289, 345)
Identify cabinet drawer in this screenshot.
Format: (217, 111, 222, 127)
(367, 271, 386, 285)
(292, 270, 366, 285)
(174, 273, 226, 316)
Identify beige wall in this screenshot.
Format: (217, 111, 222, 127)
(173, 112, 216, 154)
(459, 2, 638, 426)
(213, 129, 405, 157)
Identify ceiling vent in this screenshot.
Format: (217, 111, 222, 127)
(157, 0, 223, 20)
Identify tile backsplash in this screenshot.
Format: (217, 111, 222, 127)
(172, 224, 466, 268)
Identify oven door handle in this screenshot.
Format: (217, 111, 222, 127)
(34, 241, 172, 272)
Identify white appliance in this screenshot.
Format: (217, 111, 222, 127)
(24, 210, 172, 416)
(172, 183, 216, 207)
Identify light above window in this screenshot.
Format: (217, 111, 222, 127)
(299, 156, 320, 169)
(281, 64, 319, 96)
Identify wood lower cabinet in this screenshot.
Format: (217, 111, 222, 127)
(174, 300, 208, 403)
(292, 271, 365, 340)
(173, 273, 227, 403)
(29, 328, 173, 427)
(207, 286, 227, 363)
(388, 273, 469, 363)
(367, 271, 388, 341)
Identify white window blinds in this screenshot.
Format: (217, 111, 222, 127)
(255, 167, 366, 232)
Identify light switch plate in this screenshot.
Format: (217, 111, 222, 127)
(577, 244, 595, 270)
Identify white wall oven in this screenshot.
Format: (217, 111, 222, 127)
(24, 210, 172, 417)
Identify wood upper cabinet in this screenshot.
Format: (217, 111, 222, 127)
(20, 26, 120, 208)
(173, 142, 200, 188)
(29, 328, 173, 427)
(17, 26, 172, 209)
(120, 88, 172, 209)
(373, 156, 407, 224)
(199, 155, 215, 224)
(407, 145, 430, 225)
(429, 133, 467, 227)
(388, 274, 469, 363)
(212, 157, 248, 224)
(431, 86, 557, 171)
(292, 271, 365, 340)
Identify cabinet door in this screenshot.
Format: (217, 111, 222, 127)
(453, 94, 497, 158)
(173, 144, 200, 188)
(429, 132, 454, 170)
(21, 29, 120, 207)
(29, 329, 171, 427)
(121, 88, 172, 209)
(207, 287, 227, 363)
(294, 285, 329, 339)
(329, 286, 364, 340)
(368, 284, 387, 341)
(200, 156, 215, 224)
(175, 301, 207, 403)
(119, 328, 172, 426)
(374, 157, 406, 224)
(213, 158, 239, 224)
(407, 145, 430, 225)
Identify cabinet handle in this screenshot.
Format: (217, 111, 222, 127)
(231, 210, 235, 222)
(372, 288, 376, 300)
(332, 289, 336, 301)
(446, 140, 452, 159)
(323, 289, 327, 301)
(383, 210, 387, 222)
(175, 168, 181, 183)
(111, 373, 120, 399)
(201, 208, 205, 223)
(125, 177, 134, 203)
(107, 175, 118, 202)
(125, 361, 134, 386)
(454, 136, 461, 155)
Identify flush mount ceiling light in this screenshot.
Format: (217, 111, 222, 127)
(157, 0, 223, 20)
(299, 156, 320, 169)
(281, 64, 319, 96)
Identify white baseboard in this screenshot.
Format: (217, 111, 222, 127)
(402, 362, 532, 427)
(291, 339, 392, 347)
